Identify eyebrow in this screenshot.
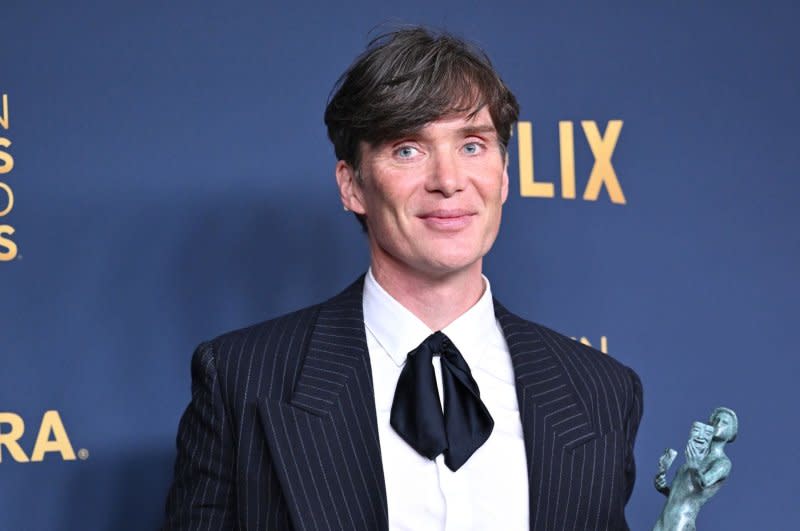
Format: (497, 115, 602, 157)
(386, 123, 498, 147)
(411, 123, 498, 141)
(458, 124, 498, 137)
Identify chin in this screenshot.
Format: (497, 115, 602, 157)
(419, 250, 484, 276)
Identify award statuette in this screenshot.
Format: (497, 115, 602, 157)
(653, 407, 738, 531)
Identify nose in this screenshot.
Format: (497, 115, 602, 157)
(426, 150, 465, 197)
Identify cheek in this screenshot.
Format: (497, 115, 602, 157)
(362, 183, 416, 237)
(475, 163, 508, 202)
(368, 178, 417, 218)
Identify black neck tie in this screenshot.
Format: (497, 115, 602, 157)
(390, 331, 494, 471)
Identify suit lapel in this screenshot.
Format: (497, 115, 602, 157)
(494, 300, 595, 529)
(259, 277, 389, 531)
(257, 281, 595, 531)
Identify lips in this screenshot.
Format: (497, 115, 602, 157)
(418, 209, 476, 230)
(419, 209, 476, 219)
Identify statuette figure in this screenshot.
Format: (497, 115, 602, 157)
(653, 407, 737, 531)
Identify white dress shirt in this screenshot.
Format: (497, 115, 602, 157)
(363, 269, 529, 531)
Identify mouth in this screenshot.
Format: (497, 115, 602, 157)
(418, 209, 477, 231)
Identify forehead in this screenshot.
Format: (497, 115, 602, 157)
(372, 107, 497, 146)
(691, 423, 713, 433)
(359, 107, 501, 158)
(417, 107, 496, 134)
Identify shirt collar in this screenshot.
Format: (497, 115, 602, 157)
(363, 268, 497, 367)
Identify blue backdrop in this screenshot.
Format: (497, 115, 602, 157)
(2, 2, 798, 529)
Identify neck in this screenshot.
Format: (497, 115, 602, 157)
(370, 258, 486, 331)
(709, 439, 727, 455)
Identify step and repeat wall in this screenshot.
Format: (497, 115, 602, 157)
(2, 2, 798, 530)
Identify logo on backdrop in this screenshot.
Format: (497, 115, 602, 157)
(0, 411, 89, 463)
(574, 334, 609, 354)
(517, 120, 625, 204)
(0, 93, 18, 261)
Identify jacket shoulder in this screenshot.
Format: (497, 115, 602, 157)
(536, 320, 642, 432)
(530, 320, 637, 379)
(495, 300, 638, 379)
(193, 303, 323, 404)
(497, 303, 641, 432)
(210, 303, 322, 355)
(192, 276, 366, 404)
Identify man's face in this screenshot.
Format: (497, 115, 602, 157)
(712, 412, 735, 441)
(689, 421, 714, 455)
(337, 107, 509, 280)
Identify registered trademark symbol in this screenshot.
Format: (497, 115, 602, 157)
(16, 254, 22, 260)
(78, 448, 89, 460)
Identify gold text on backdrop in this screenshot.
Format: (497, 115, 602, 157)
(517, 120, 626, 204)
(0, 93, 18, 261)
(0, 411, 77, 463)
(574, 335, 609, 354)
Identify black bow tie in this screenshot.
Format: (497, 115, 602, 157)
(389, 331, 494, 471)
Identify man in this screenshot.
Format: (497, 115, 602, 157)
(654, 408, 737, 531)
(164, 27, 642, 531)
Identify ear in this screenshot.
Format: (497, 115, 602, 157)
(500, 155, 509, 204)
(335, 160, 367, 215)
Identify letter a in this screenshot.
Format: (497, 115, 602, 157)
(30, 411, 76, 462)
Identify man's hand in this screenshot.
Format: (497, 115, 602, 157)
(658, 448, 677, 473)
(685, 440, 706, 470)
(654, 448, 675, 496)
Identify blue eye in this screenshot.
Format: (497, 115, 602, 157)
(396, 146, 418, 158)
(463, 142, 482, 155)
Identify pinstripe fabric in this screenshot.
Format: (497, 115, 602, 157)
(496, 299, 643, 531)
(164, 277, 642, 531)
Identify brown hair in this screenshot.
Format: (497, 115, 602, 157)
(324, 27, 519, 228)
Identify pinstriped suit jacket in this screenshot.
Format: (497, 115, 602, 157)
(164, 276, 643, 531)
